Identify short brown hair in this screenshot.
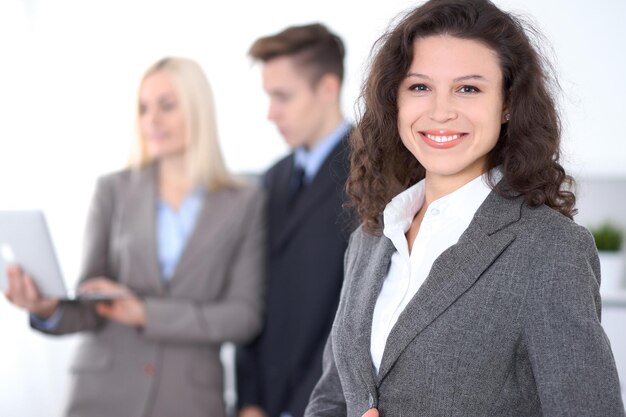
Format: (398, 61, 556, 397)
(348, 0, 575, 234)
(249, 23, 345, 85)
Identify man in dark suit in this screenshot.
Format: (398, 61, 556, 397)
(236, 23, 355, 417)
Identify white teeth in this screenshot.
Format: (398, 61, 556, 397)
(425, 133, 461, 143)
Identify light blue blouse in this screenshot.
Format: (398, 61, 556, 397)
(156, 188, 205, 281)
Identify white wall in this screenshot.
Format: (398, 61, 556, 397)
(1, 1, 625, 415)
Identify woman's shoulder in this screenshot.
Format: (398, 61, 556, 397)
(519, 202, 594, 251)
(96, 165, 152, 186)
(214, 182, 263, 200)
(209, 183, 265, 215)
(347, 224, 389, 252)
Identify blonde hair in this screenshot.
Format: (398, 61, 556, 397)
(129, 57, 241, 190)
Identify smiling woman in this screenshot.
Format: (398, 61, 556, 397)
(304, 0, 625, 416)
(397, 35, 507, 197)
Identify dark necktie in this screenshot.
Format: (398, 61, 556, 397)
(288, 165, 306, 206)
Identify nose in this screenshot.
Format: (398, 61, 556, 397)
(267, 100, 280, 122)
(148, 109, 161, 127)
(141, 107, 161, 129)
(429, 92, 457, 123)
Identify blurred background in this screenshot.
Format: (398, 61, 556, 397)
(1, 0, 625, 415)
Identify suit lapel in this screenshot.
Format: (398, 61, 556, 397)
(376, 190, 523, 384)
(123, 164, 163, 295)
(270, 157, 295, 230)
(271, 139, 349, 255)
(344, 234, 396, 396)
(167, 189, 220, 286)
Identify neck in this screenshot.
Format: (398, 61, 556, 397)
(157, 154, 192, 189)
(423, 169, 485, 207)
(305, 107, 343, 150)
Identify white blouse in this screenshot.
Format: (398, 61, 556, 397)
(370, 171, 499, 372)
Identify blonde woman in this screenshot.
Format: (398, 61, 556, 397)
(4, 57, 265, 417)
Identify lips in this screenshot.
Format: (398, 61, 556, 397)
(419, 129, 468, 149)
(148, 132, 169, 140)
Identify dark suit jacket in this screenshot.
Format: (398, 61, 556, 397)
(306, 187, 625, 417)
(237, 136, 355, 417)
(32, 164, 265, 417)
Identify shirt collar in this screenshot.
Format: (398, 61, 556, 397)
(441, 168, 502, 225)
(157, 186, 206, 211)
(293, 120, 351, 183)
(383, 179, 426, 240)
(383, 168, 501, 239)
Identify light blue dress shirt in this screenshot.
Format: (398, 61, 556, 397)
(292, 120, 351, 183)
(156, 188, 205, 281)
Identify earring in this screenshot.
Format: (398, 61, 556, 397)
(504, 113, 511, 122)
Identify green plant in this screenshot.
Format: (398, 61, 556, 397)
(590, 222, 623, 252)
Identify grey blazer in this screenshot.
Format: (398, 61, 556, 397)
(33, 164, 265, 417)
(305, 188, 625, 416)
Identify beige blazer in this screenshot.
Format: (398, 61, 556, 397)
(33, 164, 265, 417)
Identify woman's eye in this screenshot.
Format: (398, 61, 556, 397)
(458, 85, 480, 94)
(160, 101, 177, 112)
(409, 83, 429, 92)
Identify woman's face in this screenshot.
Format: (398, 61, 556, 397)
(397, 35, 507, 187)
(139, 71, 187, 161)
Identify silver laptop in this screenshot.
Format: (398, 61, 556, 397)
(0, 210, 120, 301)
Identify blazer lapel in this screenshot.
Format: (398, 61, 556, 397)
(123, 164, 163, 295)
(377, 190, 523, 384)
(271, 156, 295, 224)
(343, 234, 396, 396)
(271, 139, 349, 255)
(167, 189, 219, 286)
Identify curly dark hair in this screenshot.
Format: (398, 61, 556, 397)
(348, 0, 576, 234)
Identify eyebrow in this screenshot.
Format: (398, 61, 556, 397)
(406, 73, 489, 82)
(140, 92, 177, 102)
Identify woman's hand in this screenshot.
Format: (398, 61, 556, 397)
(79, 278, 146, 328)
(4, 264, 59, 318)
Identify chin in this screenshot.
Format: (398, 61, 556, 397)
(148, 149, 183, 160)
(426, 160, 488, 180)
(284, 137, 304, 149)
(422, 159, 467, 176)
(147, 149, 167, 158)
